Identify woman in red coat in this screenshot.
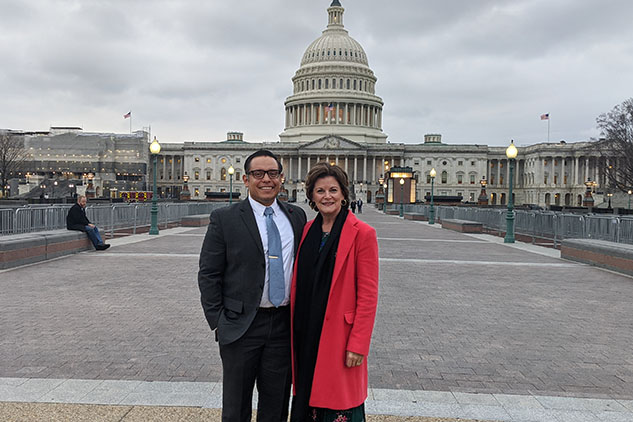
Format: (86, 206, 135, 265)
(290, 163, 379, 422)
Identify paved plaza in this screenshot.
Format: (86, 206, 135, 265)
(1, 204, 633, 421)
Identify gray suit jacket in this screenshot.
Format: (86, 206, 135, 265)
(198, 199, 307, 345)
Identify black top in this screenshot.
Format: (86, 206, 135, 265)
(66, 203, 91, 231)
(330, 0, 342, 6)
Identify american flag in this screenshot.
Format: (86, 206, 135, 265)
(540, 113, 549, 120)
(124, 111, 131, 119)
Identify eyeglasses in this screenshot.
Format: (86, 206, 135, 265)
(247, 169, 281, 179)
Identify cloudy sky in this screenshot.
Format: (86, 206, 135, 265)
(1, 0, 632, 146)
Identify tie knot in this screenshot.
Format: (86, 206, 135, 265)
(264, 207, 274, 217)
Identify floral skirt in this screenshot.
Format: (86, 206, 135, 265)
(309, 403, 365, 422)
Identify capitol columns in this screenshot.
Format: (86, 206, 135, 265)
(363, 156, 367, 183)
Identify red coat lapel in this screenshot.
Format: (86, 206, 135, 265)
(329, 211, 358, 297)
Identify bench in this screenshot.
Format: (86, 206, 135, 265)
(180, 214, 210, 227)
(404, 212, 427, 221)
(561, 239, 633, 276)
(441, 219, 483, 233)
(0, 230, 92, 270)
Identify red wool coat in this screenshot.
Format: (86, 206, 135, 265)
(290, 210, 380, 410)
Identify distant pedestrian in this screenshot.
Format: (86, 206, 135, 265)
(350, 200, 356, 213)
(357, 198, 363, 213)
(66, 195, 110, 250)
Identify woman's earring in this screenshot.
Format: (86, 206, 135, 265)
(341, 199, 348, 207)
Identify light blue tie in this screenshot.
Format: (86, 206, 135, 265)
(264, 207, 285, 307)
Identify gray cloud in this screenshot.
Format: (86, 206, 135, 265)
(1, 0, 632, 145)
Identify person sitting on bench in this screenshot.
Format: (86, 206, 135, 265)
(66, 195, 110, 250)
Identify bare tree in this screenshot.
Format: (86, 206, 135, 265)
(594, 98, 633, 192)
(0, 130, 27, 197)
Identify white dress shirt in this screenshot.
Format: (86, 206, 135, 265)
(248, 196, 295, 307)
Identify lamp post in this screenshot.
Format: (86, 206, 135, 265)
(606, 192, 613, 209)
(429, 168, 436, 224)
(583, 178, 596, 207)
(149, 136, 161, 235)
(399, 178, 405, 217)
(228, 165, 235, 204)
(504, 140, 518, 243)
(478, 176, 488, 205)
(628, 190, 632, 210)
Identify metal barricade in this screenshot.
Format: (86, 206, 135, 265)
(0, 209, 15, 235)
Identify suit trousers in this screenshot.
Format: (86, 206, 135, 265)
(219, 306, 292, 422)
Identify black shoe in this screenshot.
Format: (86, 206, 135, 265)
(96, 244, 110, 251)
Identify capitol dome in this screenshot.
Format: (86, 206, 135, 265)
(279, 0, 387, 144)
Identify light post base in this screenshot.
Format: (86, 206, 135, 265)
(149, 202, 159, 235)
(429, 207, 435, 225)
(504, 213, 515, 243)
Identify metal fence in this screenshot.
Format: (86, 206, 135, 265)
(0, 202, 225, 237)
(386, 204, 633, 246)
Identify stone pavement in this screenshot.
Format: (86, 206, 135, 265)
(1, 203, 633, 421)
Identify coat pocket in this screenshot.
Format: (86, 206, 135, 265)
(223, 296, 244, 314)
(344, 311, 355, 325)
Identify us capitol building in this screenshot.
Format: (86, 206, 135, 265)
(12, 0, 610, 207)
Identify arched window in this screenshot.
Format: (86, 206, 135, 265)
(340, 78, 343, 89)
(353, 80, 357, 90)
(325, 79, 329, 89)
(441, 171, 448, 184)
(318, 79, 322, 89)
(347, 79, 350, 89)
(221, 168, 227, 181)
(312, 80, 315, 90)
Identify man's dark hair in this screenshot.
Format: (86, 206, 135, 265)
(244, 150, 283, 174)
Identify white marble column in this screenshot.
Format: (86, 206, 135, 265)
(345, 156, 349, 175)
(354, 156, 358, 182)
(298, 155, 302, 181)
(372, 156, 376, 182)
(562, 158, 566, 185)
(363, 156, 367, 183)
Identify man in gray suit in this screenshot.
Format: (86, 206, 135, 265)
(198, 150, 307, 422)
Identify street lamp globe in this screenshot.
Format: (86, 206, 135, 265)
(150, 137, 161, 155)
(430, 168, 437, 178)
(228, 165, 235, 176)
(506, 140, 518, 159)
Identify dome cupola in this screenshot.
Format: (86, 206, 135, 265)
(279, 0, 387, 144)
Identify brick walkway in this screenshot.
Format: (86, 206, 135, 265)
(1, 203, 633, 419)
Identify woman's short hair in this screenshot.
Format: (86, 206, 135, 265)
(305, 162, 350, 211)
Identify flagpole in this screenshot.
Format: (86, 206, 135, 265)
(547, 115, 551, 144)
